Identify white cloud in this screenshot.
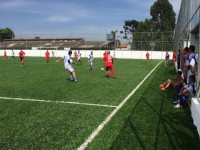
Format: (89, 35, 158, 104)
(46, 16, 71, 22)
(0, 0, 37, 9)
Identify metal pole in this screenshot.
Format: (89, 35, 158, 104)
(197, 11, 200, 100)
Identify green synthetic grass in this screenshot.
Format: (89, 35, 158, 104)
(0, 56, 199, 149)
(0, 56, 160, 149)
(88, 62, 200, 150)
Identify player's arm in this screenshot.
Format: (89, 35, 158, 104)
(56, 57, 63, 63)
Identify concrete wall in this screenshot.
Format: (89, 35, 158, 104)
(0, 50, 172, 59)
(191, 98, 200, 136)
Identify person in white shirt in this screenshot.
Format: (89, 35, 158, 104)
(186, 45, 196, 84)
(88, 51, 93, 71)
(56, 50, 78, 82)
(77, 50, 82, 65)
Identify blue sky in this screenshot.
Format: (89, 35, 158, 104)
(0, 0, 181, 40)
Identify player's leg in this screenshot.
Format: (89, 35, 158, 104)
(79, 59, 82, 65)
(106, 66, 110, 77)
(90, 62, 93, 71)
(110, 66, 116, 78)
(68, 66, 78, 82)
(72, 71, 78, 82)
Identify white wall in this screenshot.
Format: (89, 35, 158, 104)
(191, 98, 200, 136)
(0, 50, 172, 59)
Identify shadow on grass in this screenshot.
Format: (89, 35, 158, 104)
(110, 64, 200, 150)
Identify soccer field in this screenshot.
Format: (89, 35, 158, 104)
(0, 57, 161, 149)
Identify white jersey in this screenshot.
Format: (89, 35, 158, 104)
(88, 54, 93, 63)
(77, 52, 81, 60)
(63, 55, 74, 72)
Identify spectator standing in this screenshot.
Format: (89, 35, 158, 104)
(186, 45, 196, 84)
(183, 47, 190, 81)
(12, 50, 15, 58)
(165, 51, 170, 66)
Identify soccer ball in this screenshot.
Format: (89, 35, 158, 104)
(101, 68, 104, 70)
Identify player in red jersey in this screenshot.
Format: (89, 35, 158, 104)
(101, 50, 116, 78)
(3, 50, 8, 60)
(45, 50, 50, 63)
(74, 51, 77, 60)
(159, 70, 184, 91)
(146, 51, 150, 63)
(19, 50, 25, 66)
(102, 51, 108, 69)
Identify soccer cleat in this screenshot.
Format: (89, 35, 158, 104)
(174, 103, 180, 108)
(159, 84, 164, 88)
(161, 87, 166, 91)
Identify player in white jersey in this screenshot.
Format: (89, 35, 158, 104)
(88, 51, 93, 71)
(77, 50, 82, 65)
(56, 50, 78, 82)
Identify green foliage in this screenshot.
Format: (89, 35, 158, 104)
(150, 0, 176, 32)
(0, 28, 15, 41)
(123, 0, 175, 51)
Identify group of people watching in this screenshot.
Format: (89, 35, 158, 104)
(160, 45, 198, 108)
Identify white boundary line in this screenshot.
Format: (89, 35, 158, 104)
(0, 97, 117, 108)
(78, 60, 163, 150)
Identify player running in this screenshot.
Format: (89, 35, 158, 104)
(19, 50, 25, 66)
(56, 50, 78, 82)
(101, 50, 116, 78)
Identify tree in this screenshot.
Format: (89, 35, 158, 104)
(110, 30, 118, 49)
(122, 0, 176, 50)
(0, 28, 15, 41)
(150, 0, 176, 32)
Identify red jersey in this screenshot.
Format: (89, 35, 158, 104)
(104, 54, 113, 67)
(19, 51, 25, 58)
(172, 52, 176, 62)
(4, 50, 6, 55)
(146, 52, 150, 58)
(74, 51, 77, 57)
(178, 76, 184, 83)
(45, 51, 50, 57)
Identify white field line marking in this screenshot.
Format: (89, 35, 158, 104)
(78, 60, 163, 150)
(0, 97, 117, 108)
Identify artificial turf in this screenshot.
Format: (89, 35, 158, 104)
(0, 56, 199, 149)
(88, 61, 200, 150)
(0, 56, 159, 149)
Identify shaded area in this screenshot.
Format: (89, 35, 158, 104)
(110, 62, 200, 150)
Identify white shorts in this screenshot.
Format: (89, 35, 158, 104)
(65, 65, 74, 72)
(88, 61, 93, 66)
